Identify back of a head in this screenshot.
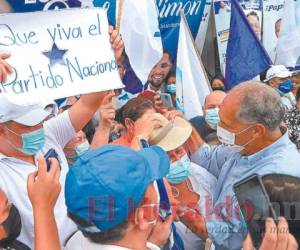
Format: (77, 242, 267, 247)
(231, 81, 284, 131)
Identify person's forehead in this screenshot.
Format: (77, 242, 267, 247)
(247, 15, 259, 22)
(205, 92, 226, 108)
(161, 53, 170, 62)
(212, 78, 224, 84)
(219, 94, 240, 126)
(270, 76, 288, 83)
(275, 20, 282, 28)
(6, 120, 42, 132)
(168, 145, 186, 154)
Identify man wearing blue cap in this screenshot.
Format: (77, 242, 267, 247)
(0, 28, 124, 248)
(65, 144, 174, 250)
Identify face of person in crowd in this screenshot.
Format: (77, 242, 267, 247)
(204, 91, 227, 111)
(211, 78, 225, 91)
(168, 145, 186, 163)
(247, 14, 261, 40)
(292, 74, 300, 95)
(218, 93, 266, 156)
(0, 191, 22, 246)
(148, 53, 172, 90)
(0, 121, 45, 157)
(166, 76, 177, 102)
(64, 130, 89, 164)
(268, 77, 291, 89)
(133, 182, 160, 229)
(203, 91, 226, 130)
(0, 191, 10, 239)
(124, 108, 156, 137)
(133, 179, 179, 231)
(275, 19, 282, 38)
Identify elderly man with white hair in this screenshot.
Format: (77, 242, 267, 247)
(181, 81, 300, 250)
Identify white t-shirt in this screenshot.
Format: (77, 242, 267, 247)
(64, 231, 160, 250)
(0, 111, 77, 248)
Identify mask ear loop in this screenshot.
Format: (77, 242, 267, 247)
(134, 181, 161, 225)
(134, 204, 159, 226)
(3, 127, 23, 152)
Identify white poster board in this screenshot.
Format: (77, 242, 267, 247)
(214, 0, 263, 76)
(0, 8, 123, 105)
(262, 0, 285, 63)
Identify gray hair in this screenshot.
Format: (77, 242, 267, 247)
(231, 81, 284, 131)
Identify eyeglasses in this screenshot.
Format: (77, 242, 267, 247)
(171, 179, 197, 199)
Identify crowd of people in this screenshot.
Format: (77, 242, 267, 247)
(0, 25, 299, 250)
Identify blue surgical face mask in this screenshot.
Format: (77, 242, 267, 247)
(6, 127, 45, 155)
(166, 84, 176, 94)
(205, 108, 220, 130)
(278, 79, 293, 95)
(75, 140, 90, 157)
(167, 154, 191, 184)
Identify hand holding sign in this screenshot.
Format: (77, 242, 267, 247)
(109, 25, 124, 62)
(0, 53, 12, 83)
(0, 8, 124, 105)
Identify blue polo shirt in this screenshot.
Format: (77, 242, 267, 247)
(191, 131, 300, 250)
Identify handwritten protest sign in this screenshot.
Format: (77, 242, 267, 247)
(0, 8, 123, 105)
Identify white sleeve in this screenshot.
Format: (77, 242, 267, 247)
(44, 110, 76, 148)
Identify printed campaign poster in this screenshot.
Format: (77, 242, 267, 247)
(0, 8, 123, 105)
(262, 0, 285, 63)
(157, 0, 207, 58)
(1, 0, 209, 94)
(195, 0, 212, 53)
(0, 0, 116, 25)
(214, 0, 263, 75)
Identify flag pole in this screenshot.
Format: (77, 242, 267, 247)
(179, 10, 212, 92)
(116, 0, 124, 33)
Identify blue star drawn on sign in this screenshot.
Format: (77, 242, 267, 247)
(42, 43, 68, 66)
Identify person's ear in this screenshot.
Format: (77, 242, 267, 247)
(252, 124, 266, 138)
(124, 118, 133, 130)
(268, 79, 277, 88)
(0, 125, 6, 137)
(135, 207, 150, 231)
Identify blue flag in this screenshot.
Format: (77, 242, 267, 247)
(225, 0, 272, 90)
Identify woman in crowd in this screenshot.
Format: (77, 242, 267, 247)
(112, 97, 162, 150)
(0, 192, 30, 250)
(147, 112, 216, 249)
(283, 87, 300, 149)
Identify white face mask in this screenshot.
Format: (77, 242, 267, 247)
(217, 125, 255, 153)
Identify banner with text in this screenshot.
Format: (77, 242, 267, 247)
(262, 0, 285, 63)
(0, 8, 123, 105)
(214, 0, 262, 75)
(0, 0, 116, 25)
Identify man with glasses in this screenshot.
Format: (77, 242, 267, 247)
(65, 144, 174, 250)
(144, 50, 173, 93)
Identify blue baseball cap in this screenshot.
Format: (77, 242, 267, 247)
(65, 144, 170, 233)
